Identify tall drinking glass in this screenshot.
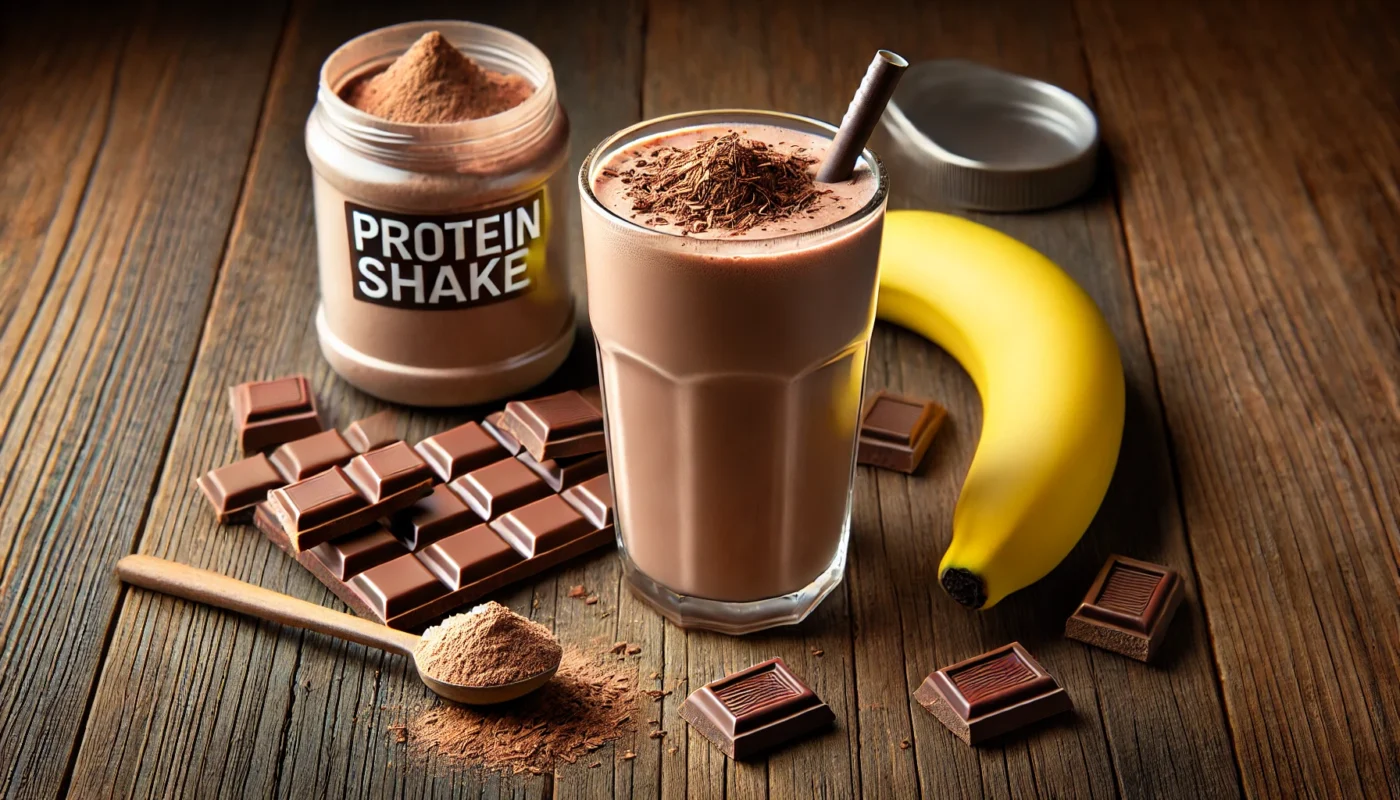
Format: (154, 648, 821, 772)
(579, 110, 887, 633)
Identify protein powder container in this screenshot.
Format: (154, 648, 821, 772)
(306, 21, 574, 407)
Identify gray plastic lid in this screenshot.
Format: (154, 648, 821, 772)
(883, 60, 1099, 211)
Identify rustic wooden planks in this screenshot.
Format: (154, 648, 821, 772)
(1077, 0, 1400, 796)
(0, 3, 288, 798)
(69, 1, 643, 798)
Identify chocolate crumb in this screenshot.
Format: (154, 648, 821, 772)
(811, 647, 824, 657)
(611, 642, 628, 655)
(649, 730, 667, 739)
(585, 595, 599, 605)
(625, 644, 642, 655)
(668, 746, 679, 755)
(589, 761, 601, 769)
(622, 133, 828, 234)
(899, 739, 911, 750)
(388, 724, 408, 744)
(568, 585, 587, 598)
(620, 750, 637, 761)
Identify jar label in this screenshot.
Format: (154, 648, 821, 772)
(343, 190, 547, 310)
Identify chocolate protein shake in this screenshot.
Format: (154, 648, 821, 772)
(307, 22, 574, 407)
(580, 112, 887, 633)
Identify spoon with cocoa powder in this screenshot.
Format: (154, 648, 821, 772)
(117, 555, 561, 705)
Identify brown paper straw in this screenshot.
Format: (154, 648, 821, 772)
(816, 50, 909, 183)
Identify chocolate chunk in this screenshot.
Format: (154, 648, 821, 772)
(480, 412, 522, 455)
(499, 390, 605, 461)
(560, 474, 613, 528)
(448, 458, 551, 521)
(516, 450, 608, 492)
(414, 422, 507, 482)
(680, 657, 834, 759)
(342, 441, 433, 503)
(913, 642, 1071, 745)
(387, 483, 477, 550)
(1065, 555, 1185, 662)
(196, 454, 283, 522)
(268, 429, 356, 482)
(491, 495, 598, 558)
(229, 376, 323, 453)
(310, 524, 407, 580)
(345, 410, 399, 453)
(415, 523, 524, 590)
(268, 460, 431, 552)
(269, 467, 367, 531)
(348, 553, 449, 618)
(856, 390, 945, 473)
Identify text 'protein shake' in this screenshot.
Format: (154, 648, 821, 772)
(580, 111, 887, 633)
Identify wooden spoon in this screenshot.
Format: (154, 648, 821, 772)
(115, 554, 558, 705)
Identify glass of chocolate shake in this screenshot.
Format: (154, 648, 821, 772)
(579, 111, 887, 633)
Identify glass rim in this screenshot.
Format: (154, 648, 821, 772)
(578, 109, 888, 250)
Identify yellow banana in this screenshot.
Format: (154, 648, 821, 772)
(876, 211, 1125, 609)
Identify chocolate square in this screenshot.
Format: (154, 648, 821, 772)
(680, 657, 834, 760)
(229, 375, 323, 453)
(344, 410, 398, 454)
(348, 553, 449, 619)
(414, 422, 507, 482)
(387, 483, 477, 550)
(343, 441, 433, 503)
(415, 523, 524, 590)
(309, 524, 408, 580)
(856, 390, 945, 473)
(560, 473, 613, 528)
(196, 454, 283, 522)
(515, 449, 608, 492)
(269, 466, 367, 531)
(481, 411, 522, 455)
(1065, 555, 1185, 662)
(447, 458, 551, 521)
(914, 642, 1072, 745)
(268, 429, 356, 482)
(578, 384, 604, 414)
(499, 390, 605, 461)
(490, 495, 598, 559)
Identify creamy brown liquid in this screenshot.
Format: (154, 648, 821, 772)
(584, 124, 881, 602)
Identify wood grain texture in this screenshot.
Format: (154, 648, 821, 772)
(70, 1, 642, 798)
(0, 3, 288, 798)
(1076, 0, 1400, 796)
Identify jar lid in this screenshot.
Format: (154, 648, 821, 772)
(882, 60, 1098, 211)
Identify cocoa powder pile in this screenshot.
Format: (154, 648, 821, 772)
(343, 31, 534, 124)
(415, 601, 561, 687)
(408, 647, 636, 774)
(611, 133, 829, 234)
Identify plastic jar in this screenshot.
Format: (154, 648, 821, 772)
(306, 20, 574, 407)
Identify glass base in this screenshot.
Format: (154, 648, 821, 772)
(620, 517, 849, 635)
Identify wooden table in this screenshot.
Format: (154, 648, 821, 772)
(4, 0, 1398, 797)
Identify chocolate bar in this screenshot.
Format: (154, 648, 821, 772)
(345, 410, 399, 454)
(229, 375, 323, 452)
(856, 389, 945, 473)
(448, 457, 552, 521)
(680, 658, 835, 759)
(1065, 555, 1184, 662)
(256, 494, 613, 629)
(498, 390, 606, 461)
(516, 450, 608, 492)
(913, 642, 1071, 745)
(268, 429, 356, 482)
(579, 384, 604, 414)
(414, 421, 507, 482)
(267, 447, 432, 551)
(194, 454, 284, 523)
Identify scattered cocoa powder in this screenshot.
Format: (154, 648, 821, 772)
(408, 648, 636, 774)
(343, 31, 534, 124)
(414, 601, 561, 688)
(616, 133, 829, 234)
